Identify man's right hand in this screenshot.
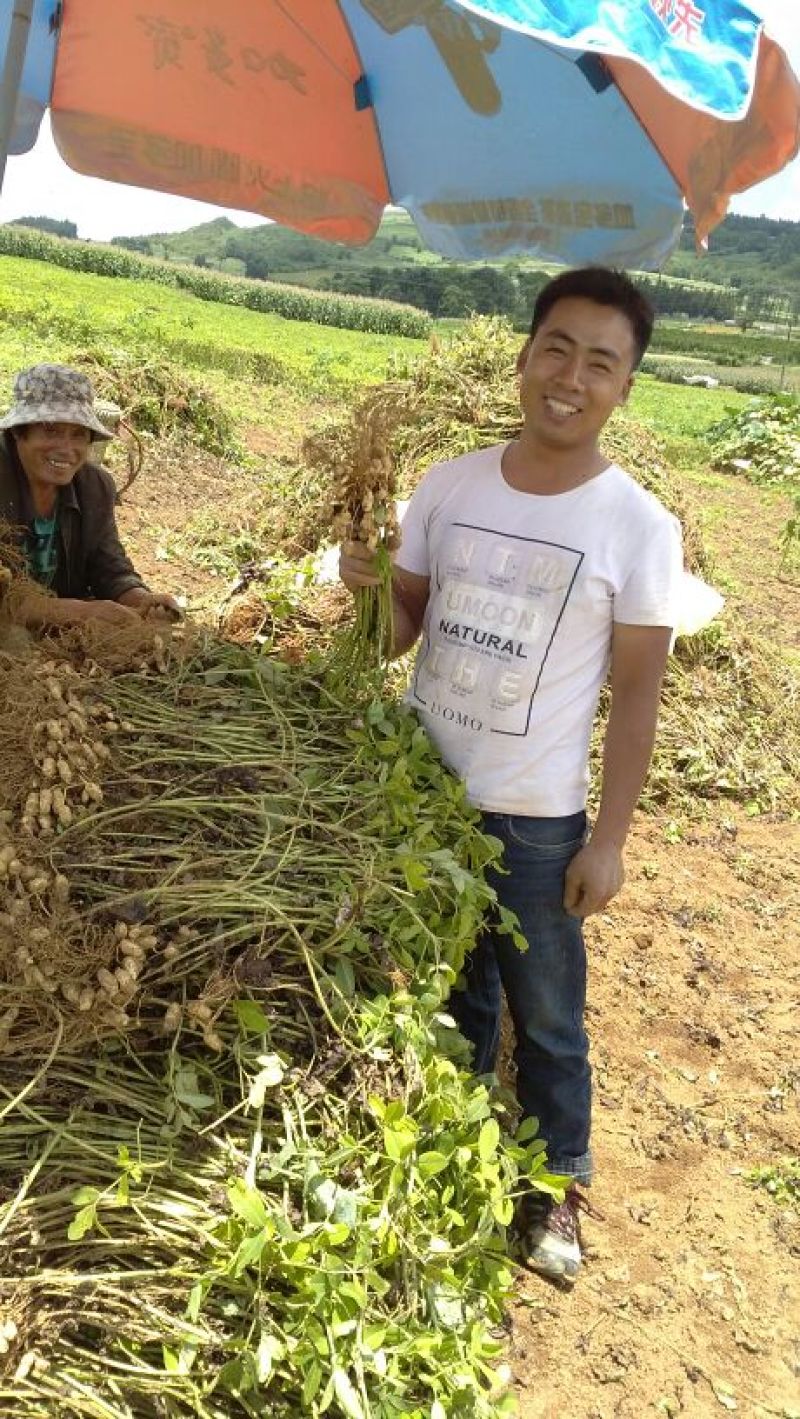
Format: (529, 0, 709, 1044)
(338, 540, 383, 591)
(339, 536, 429, 659)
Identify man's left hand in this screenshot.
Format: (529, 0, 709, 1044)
(563, 839, 624, 918)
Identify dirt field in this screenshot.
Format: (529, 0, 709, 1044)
(513, 458, 799, 1417)
(512, 811, 799, 1419)
(115, 435, 799, 1419)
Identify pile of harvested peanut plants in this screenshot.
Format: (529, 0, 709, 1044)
(0, 612, 557, 1418)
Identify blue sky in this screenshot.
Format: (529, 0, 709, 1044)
(0, 0, 798, 242)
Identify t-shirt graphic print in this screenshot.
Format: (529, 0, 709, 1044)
(411, 522, 583, 739)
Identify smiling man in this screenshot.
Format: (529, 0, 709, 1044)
(0, 364, 178, 627)
(340, 267, 683, 1285)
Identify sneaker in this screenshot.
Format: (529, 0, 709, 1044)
(516, 1186, 592, 1285)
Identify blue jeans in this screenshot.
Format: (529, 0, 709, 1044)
(449, 811, 592, 1185)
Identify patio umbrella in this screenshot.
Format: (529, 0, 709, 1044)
(2, 0, 799, 269)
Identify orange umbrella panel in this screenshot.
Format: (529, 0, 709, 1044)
(608, 34, 800, 249)
(50, 0, 391, 245)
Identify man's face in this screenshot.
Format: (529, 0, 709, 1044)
(14, 421, 92, 492)
(517, 297, 637, 451)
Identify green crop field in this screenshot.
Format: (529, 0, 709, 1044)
(0, 251, 782, 450)
(0, 255, 423, 396)
(628, 375, 747, 437)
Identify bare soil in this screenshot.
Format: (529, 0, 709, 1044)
(114, 439, 799, 1419)
(112, 442, 260, 609)
(681, 474, 799, 657)
(512, 811, 800, 1419)
(113, 438, 330, 615)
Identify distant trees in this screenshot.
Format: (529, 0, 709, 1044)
(112, 235, 152, 254)
(680, 212, 800, 262)
(636, 275, 737, 323)
(674, 213, 800, 305)
(224, 240, 270, 280)
(10, 216, 77, 239)
(97, 209, 800, 328)
(219, 229, 332, 279)
(322, 264, 532, 322)
(736, 287, 769, 331)
(315, 263, 740, 327)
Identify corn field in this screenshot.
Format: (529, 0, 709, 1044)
(0, 226, 432, 341)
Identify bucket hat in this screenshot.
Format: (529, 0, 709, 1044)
(0, 364, 115, 441)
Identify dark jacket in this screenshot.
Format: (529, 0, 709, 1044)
(0, 432, 146, 601)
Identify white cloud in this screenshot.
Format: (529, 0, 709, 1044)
(732, 165, 800, 224)
(749, 0, 800, 52)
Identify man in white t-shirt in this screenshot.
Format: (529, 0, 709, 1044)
(340, 267, 682, 1284)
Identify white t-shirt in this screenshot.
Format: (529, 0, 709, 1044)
(395, 444, 683, 816)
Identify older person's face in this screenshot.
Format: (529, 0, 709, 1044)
(14, 421, 93, 496)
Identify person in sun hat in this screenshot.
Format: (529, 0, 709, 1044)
(0, 363, 179, 627)
(340, 267, 683, 1286)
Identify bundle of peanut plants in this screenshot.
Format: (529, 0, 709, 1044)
(0, 613, 559, 1418)
(313, 395, 401, 673)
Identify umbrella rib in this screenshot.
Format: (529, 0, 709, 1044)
(535, 36, 607, 76)
(270, 0, 354, 85)
(273, 5, 588, 89)
(268, 7, 585, 99)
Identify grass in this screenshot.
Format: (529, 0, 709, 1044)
(0, 272, 774, 540)
(626, 376, 751, 505)
(747, 1159, 800, 1210)
(629, 375, 748, 440)
(0, 252, 429, 447)
(0, 255, 424, 397)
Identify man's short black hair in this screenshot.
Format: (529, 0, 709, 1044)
(529, 267, 654, 369)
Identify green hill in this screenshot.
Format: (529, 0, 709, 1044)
(112, 212, 434, 277)
(107, 210, 800, 326)
(674, 213, 800, 292)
